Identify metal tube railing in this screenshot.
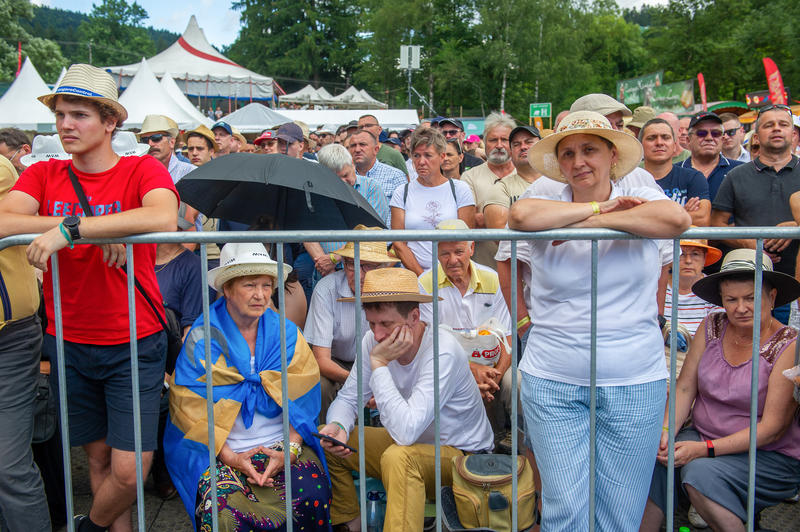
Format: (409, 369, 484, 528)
(9, 226, 795, 532)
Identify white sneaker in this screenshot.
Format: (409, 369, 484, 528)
(688, 505, 709, 528)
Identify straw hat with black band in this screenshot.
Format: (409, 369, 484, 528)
(332, 225, 399, 264)
(338, 268, 438, 303)
(692, 249, 800, 308)
(527, 111, 643, 184)
(38, 63, 127, 123)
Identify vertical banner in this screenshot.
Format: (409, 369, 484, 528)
(16, 42, 21, 77)
(697, 73, 707, 111)
(762, 57, 788, 105)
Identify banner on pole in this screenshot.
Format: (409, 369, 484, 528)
(763, 57, 788, 105)
(697, 73, 707, 111)
(616, 72, 663, 107)
(649, 80, 695, 114)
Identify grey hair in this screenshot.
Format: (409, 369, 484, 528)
(318, 143, 354, 173)
(483, 112, 517, 137)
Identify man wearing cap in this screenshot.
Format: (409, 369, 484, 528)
(483, 125, 542, 231)
(719, 112, 751, 163)
(185, 125, 217, 166)
(677, 111, 743, 202)
(304, 227, 398, 422)
(358, 114, 408, 176)
(211, 121, 239, 156)
(275, 122, 306, 159)
(641, 118, 711, 226)
(0, 128, 32, 174)
(349, 129, 407, 206)
(418, 219, 515, 440)
(712, 105, 800, 323)
(438, 118, 485, 172)
(254, 129, 279, 154)
(316, 127, 335, 148)
(0, 64, 178, 532)
(656, 112, 691, 163)
(319, 268, 494, 532)
(139, 114, 195, 184)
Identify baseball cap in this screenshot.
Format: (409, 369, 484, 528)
(275, 122, 304, 143)
(212, 121, 233, 135)
(688, 112, 723, 129)
(570, 93, 632, 117)
(510, 125, 541, 141)
(464, 134, 481, 144)
(254, 130, 276, 146)
(439, 118, 464, 131)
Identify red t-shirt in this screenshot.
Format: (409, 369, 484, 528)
(13, 156, 179, 344)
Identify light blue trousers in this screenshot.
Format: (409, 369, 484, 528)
(521, 373, 666, 532)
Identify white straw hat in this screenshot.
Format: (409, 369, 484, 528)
(19, 135, 71, 166)
(527, 111, 643, 183)
(112, 131, 149, 157)
(38, 63, 127, 122)
(207, 243, 292, 291)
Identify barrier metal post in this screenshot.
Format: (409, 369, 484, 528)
(200, 244, 219, 530)
(746, 240, 765, 531)
(510, 241, 519, 530)
(124, 245, 146, 531)
(432, 240, 442, 532)
(354, 244, 367, 532)
(665, 238, 680, 532)
(588, 240, 598, 532)
(277, 244, 293, 532)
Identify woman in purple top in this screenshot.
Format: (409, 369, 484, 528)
(641, 249, 800, 532)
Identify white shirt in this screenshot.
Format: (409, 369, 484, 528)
(418, 261, 512, 366)
(326, 325, 494, 452)
(519, 183, 672, 386)
(168, 154, 196, 184)
(390, 178, 475, 271)
(303, 270, 365, 362)
(225, 355, 283, 452)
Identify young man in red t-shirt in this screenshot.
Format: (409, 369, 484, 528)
(0, 64, 178, 532)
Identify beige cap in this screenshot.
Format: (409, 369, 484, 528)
(570, 93, 632, 117)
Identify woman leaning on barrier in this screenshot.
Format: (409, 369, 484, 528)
(640, 249, 800, 532)
(163, 243, 331, 532)
(508, 111, 691, 531)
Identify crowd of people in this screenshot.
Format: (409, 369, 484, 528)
(0, 62, 798, 532)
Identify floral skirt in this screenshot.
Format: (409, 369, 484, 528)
(196, 448, 332, 531)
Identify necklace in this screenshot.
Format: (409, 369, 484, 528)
(729, 321, 775, 347)
(155, 248, 184, 273)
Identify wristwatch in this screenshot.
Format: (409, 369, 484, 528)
(63, 216, 81, 241)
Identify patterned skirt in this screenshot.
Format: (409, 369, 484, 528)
(196, 448, 332, 531)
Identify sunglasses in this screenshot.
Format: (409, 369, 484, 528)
(757, 103, 792, 116)
(141, 133, 167, 143)
(442, 129, 461, 137)
(723, 128, 740, 137)
(693, 129, 723, 139)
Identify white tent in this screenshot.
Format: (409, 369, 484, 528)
(220, 103, 292, 133)
(106, 16, 275, 100)
(280, 84, 330, 105)
(329, 86, 387, 109)
(119, 59, 204, 129)
(160, 72, 213, 128)
(359, 89, 387, 109)
(276, 109, 418, 130)
(316, 87, 334, 101)
(52, 67, 67, 91)
(0, 57, 56, 131)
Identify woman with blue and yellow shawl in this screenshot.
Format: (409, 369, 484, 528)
(164, 243, 332, 531)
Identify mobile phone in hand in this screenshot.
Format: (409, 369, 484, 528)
(311, 431, 357, 453)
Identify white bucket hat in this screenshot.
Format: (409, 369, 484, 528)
(19, 135, 71, 166)
(207, 243, 292, 291)
(112, 131, 149, 157)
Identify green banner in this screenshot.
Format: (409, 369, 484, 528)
(616, 71, 663, 106)
(649, 80, 695, 114)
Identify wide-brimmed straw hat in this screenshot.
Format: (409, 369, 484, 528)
(19, 135, 71, 166)
(187, 125, 219, 151)
(333, 225, 399, 263)
(207, 242, 292, 291)
(112, 131, 149, 157)
(527, 111, 643, 183)
(679, 236, 722, 266)
(692, 249, 800, 308)
(38, 63, 127, 122)
(139, 115, 179, 138)
(338, 268, 436, 303)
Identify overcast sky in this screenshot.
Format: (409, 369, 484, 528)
(34, 0, 667, 49)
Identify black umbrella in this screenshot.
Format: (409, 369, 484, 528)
(176, 153, 386, 230)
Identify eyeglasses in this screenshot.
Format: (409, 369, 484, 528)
(692, 129, 723, 139)
(757, 104, 792, 116)
(343, 260, 381, 273)
(723, 128, 740, 137)
(442, 129, 461, 137)
(141, 133, 167, 143)
(7, 147, 21, 162)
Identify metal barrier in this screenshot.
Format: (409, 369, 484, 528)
(2, 226, 798, 532)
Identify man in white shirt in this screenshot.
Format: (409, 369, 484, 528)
(418, 219, 514, 441)
(319, 268, 493, 532)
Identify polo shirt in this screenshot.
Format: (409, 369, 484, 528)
(168, 154, 196, 184)
(377, 143, 408, 176)
(303, 270, 366, 363)
(678, 155, 743, 202)
(712, 156, 800, 275)
(320, 175, 390, 253)
(357, 159, 407, 205)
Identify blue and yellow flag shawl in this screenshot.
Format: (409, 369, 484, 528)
(163, 297, 324, 521)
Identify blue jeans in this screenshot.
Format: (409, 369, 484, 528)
(521, 373, 666, 532)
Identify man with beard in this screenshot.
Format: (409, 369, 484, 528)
(461, 112, 517, 267)
(711, 105, 800, 323)
(139, 115, 195, 183)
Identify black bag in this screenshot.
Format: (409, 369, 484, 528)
(162, 305, 183, 374)
(32, 369, 56, 444)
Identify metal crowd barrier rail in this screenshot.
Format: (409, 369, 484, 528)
(2, 226, 798, 532)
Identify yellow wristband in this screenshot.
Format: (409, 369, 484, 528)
(516, 316, 531, 330)
(590, 201, 600, 215)
(329, 253, 339, 264)
(663, 426, 670, 432)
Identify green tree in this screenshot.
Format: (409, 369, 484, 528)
(77, 0, 155, 66)
(0, 0, 67, 82)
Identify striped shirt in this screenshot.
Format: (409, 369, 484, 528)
(664, 284, 720, 336)
(168, 154, 196, 183)
(357, 160, 407, 205)
(321, 175, 390, 253)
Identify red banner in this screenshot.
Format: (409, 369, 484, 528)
(762, 57, 788, 105)
(16, 42, 21, 77)
(697, 73, 707, 111)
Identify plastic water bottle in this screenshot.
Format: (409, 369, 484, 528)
(366, 490, 385, 532)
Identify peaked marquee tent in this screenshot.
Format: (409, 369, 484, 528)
(160, 71, 213, 128)
(220, 103, 292, 133)
(0, 57, 56, 131)
(106, 16, 275, 101)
